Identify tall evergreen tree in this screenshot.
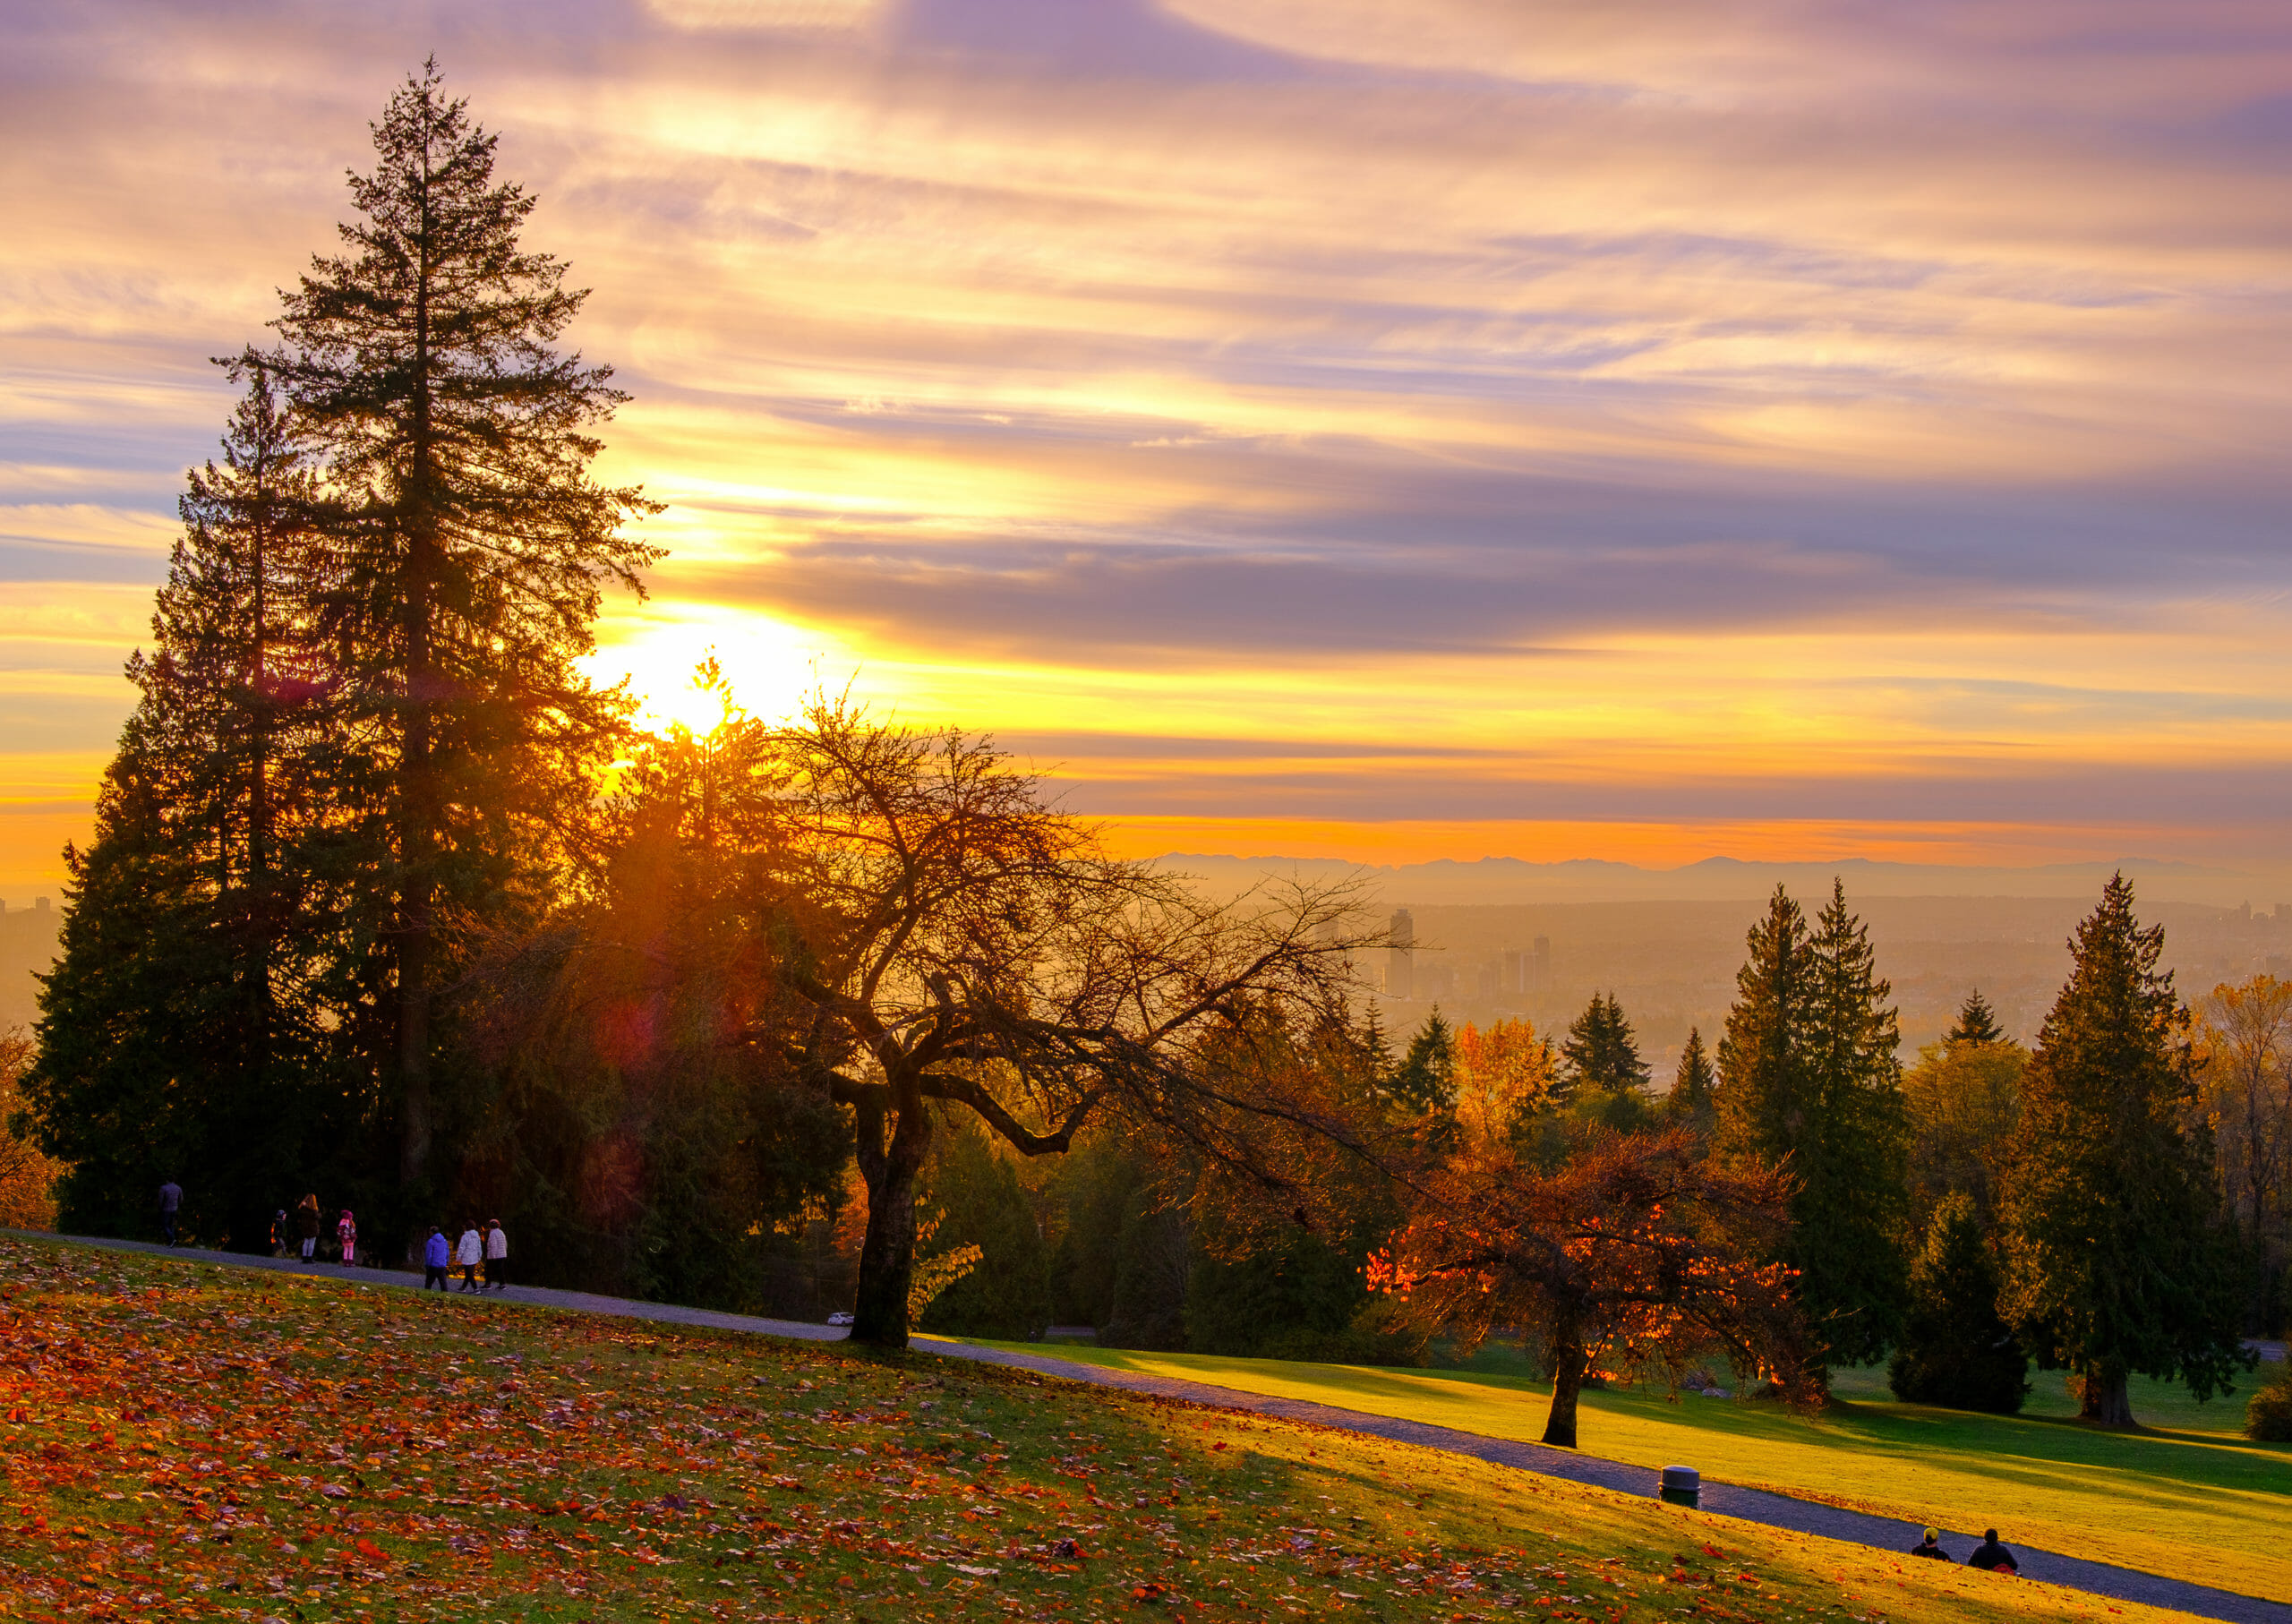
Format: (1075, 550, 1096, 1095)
(2000, 876, 2247, 1427)
(1716, 882, 1911, 1377)
(28, 363, 342, 1246)
(1561, 992, 1651, 1099)
(268, 61, 660, 1191)
(1797, 880, 1911, 1363)
(1716, 887, 1813, 1166)
(1946, 988, 2006, 1049)
(1665, 1025, 1715, 1134)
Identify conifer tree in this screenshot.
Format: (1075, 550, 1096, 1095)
(1389, 1009, 1459, 1122)
(1796, 880, 1911, 1363)
(2000, 876, 2246, 1427)
(1716, 882, 1911, 1376)
(1888, 1192, 2028, 1413)
(29, 363, 341, 1245)
(1716, 887, 1813, 1164)
(1946, 988, 2006, 1049)
(1666, 1026, 1716, 1134)
(268, 61, 660, 1187)
(1561, 992, 1651, 1098)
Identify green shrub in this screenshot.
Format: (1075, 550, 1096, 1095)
(2247, 1365, 2292, 1443)
(1887, 1192, 2028, 1413)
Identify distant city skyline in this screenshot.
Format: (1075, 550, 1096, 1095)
(10, 1, 2292, 892)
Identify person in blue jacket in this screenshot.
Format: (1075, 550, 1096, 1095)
(423, 1226, 451, 1290)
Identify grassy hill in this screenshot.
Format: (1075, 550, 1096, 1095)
(937, 1339, 2291, 1603)
(0, 1233, 2226, 1623)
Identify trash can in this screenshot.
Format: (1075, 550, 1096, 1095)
(1658, 1465, 1700, 1508)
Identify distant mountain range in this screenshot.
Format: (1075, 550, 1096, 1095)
(1146, 853, 2271, 907)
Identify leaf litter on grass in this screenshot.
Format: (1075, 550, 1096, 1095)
(0, 1235, 2212, 1624)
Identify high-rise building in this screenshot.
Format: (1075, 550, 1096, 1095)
(1386, 908, 1415, 999)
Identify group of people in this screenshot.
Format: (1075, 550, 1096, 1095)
(1910, 1527, 2020, 1572)
(423, 1221, 509, 1293)
(270, 1192, 361, 1264)
(154, 1181, 510, 1292)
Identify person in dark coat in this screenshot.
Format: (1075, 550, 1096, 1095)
(295, 1192, 321, 1261)
(158, 1179, 183, 1246)
(1909, 1528, 1953, 1561)
(1966, 1531, 2019, 1573)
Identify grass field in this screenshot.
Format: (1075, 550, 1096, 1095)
(936, 1338, 2292, 1603)
(0, 1235, 2226, 1624)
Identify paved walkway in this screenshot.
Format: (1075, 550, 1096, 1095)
(21, 1234, 2288, 1624)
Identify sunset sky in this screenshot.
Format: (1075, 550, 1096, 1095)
(7, 0, 2292, 897)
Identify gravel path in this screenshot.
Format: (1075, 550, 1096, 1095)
(26, 1233, 2288, 1624)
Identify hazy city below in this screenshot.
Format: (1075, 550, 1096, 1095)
(0, 899, 56, 1035)
(1150, 853, 2292, 1075)
(9, 860, 2289, 1067)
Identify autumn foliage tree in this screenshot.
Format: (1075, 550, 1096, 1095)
(1451, 1017, 1556, 1151)
(2195, 975, 2292, 1332)
(1371, 1129, 1811, 1449)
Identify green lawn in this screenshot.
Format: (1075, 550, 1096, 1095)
(933, 1336, 2292, 1603)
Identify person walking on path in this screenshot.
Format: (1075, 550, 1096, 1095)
(423, 1227, 450, 1290)
(1909, 1528, 1954, 1561)
(456, 1223, 483, 1292)
(337, 1209, 356, 1267)
(295, 1193, 321, 1261)
(157, 1179, 182, 1246)
(269, 1209, 289, 1258)
(1968, 1531, 2020, 1574)
(483, 1219, 508, 1291)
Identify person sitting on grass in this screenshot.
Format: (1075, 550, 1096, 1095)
(1909, 1527, 1953, 1561)
(1966, 1530, 2019, 1574)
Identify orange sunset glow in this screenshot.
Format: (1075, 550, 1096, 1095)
(8, 1, 2292, 896)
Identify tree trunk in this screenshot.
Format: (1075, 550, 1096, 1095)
(2077, 1360, 2135, 1428)
(851, 1084, 933, 1349)
(398, 922, 432, 1185)
(398, 171, 438, 1192)
(1542, 1327, 1589, 1449)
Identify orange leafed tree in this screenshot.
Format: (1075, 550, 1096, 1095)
(1452, 1018, 1556, 1151)
(1370, 1128, 1814, 1449)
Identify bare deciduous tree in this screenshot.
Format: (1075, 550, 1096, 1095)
(767, 697, 1374, 1348)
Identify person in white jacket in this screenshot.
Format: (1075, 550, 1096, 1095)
(456, 1224, 483, 1293)
(483, 1219, 509, 1292)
